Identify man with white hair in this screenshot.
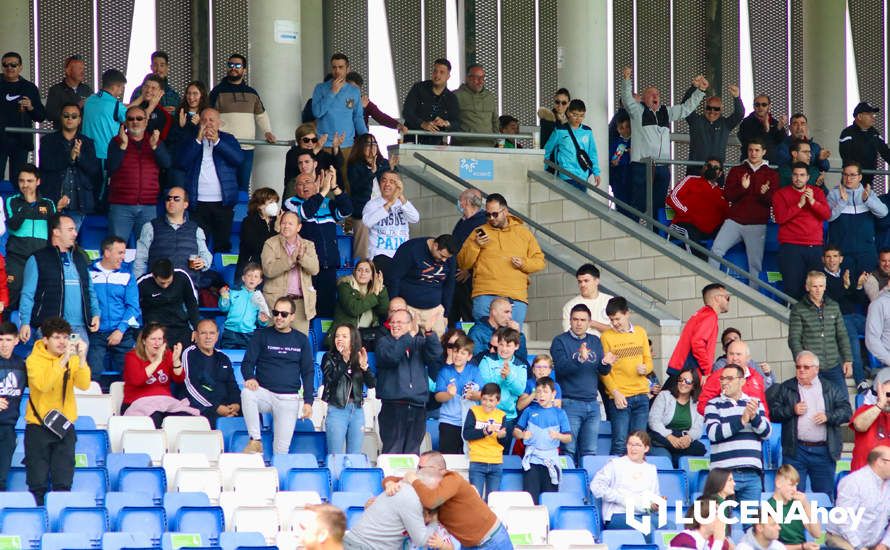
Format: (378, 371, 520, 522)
(697, 339, 769, 417)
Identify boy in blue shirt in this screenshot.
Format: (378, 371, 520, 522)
(517, 354, 562, 412)
(478, 326, 527, 454)
(514, 376, 572, 504)
(218, 262, 270, 349)
(434, 335, 482, 454)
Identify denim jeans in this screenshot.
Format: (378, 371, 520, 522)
(730, 468, 763, 507)
(783, 444, 837, 501)
(843, 314, 867, 384)
(325, 402, 365, 455)
(463, 523, 513, 550)
(87, 328, 137, 381)
(108, 204, 156, 244)
(472, 295, 528, 326)
(607, 393, 650, 455)
(468, 461, 503, 501)
(561, 398, 601, 463)
(819, 365, 847, 395)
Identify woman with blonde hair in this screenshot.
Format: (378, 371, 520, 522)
(284, 122, 344, 198)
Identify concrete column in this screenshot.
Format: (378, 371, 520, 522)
(248, 0, 302, 196)
(556, 0, 610, 187)
(0, 1, 33, 80)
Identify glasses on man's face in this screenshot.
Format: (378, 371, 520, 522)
(485, 209, 504, 219)
(705, 106, 722, 112)
(754, 102, 769, 107)
(227, 62, 243, 69)
(165, 195, 183, 202)
(795, 364, 817, 370)
(301, 136, 319, 143)
(126, 116, 146, 122)
(843, 172, 860, 178)
(271, 309, 292, 318)
(61, 113, 80, 120)
(2, 63, 20, 69)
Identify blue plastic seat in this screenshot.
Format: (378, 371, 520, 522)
(219, 532, 267, 550)
(45, 491, 96, 529)
(58, 506, 109, 538)
(582, 455, 617, 480)
(601, 529, 646, 548)
(228, 430, 273, 461)
(326, 453, 371, 480)
(502, 454, 523, 470)
(216, 417, 248, 449)
(118, 467, 167, 504)
(653, 530, 681, 549)
(498, 469, 524, 491)
(0, 507, 48, 549)
(5, 466, 28, 491)
(161, 532, 214, 550)
(289, 431, 327, 463)
(115, 507, 166, 546)
(331, 491, 373, 512)
(164, 492, 212, 521)
(337, 467, 383, 493)
(0, 491, 35, 507)
(71, 467, 109, 504)
(617, 545, 658, 550)
(540, 492, 585, 525)
(106, 452, 152, 489)
(286, 467, 332, 501)
(559, 469, 590, 501)
(657, 470, 689, 507)
(554, 505, 602, 540)
(172, 506, 225, 545)
(106, 491, 154, 523)
(73, 416, 96, 430)
(596, 434, 613, 455)
(74, 429, 109, 467)
(805, 492, 832, 508)
(101, 531, 154, 550)
(346, 506, 364, 529)
(766, 423, 782, 468)
(677, 456, 710, 474)
(646, 456, 673, 470)
(271, 454, 319, 486)
(40, 532, 92, 550)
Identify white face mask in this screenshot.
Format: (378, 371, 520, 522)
(263, 202, 280, 217)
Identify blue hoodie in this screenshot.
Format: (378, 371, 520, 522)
(0, 356, 26, 426)
(89, 260, 142, 333)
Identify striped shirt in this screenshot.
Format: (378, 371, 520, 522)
(704, 392, 771, 471)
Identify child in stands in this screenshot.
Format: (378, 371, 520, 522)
(218, 262, 270, 349)
(517, 354, 562, 411)
(765, 464, 822, 549)
(463, 382, 507, 501)
(434, 335, 482, 454)
(478, 327, 527, 453)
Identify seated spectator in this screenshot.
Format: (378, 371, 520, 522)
(776, 114, 831, 170)
(590, 431, 661, 533)
(347, 133, 390, 259)
(826, 444, 890, 550)
(827, 161, 888, 277)
(668, 498, 728, 549)
(499, 115, 522, 148)
(608, 112, 632, 215)
(712, 328, 774, 388)
(778, 138, 824, 188)
(179, 319, 241, 428)
(330, 259, 389, 349)
(543, 99, 601, 190)
(260, 211, 319, 335)
(766, 350, 851, 500)
(285, 167, 352, 318)
(133, 186, 212, 280)
(321, 323, 375, 455)
(284, 128, 344, 197)
(538, 88, 571, 149)
(735, 515, 784, 550)
(850, 368, 890, 471)
(469, 297, 529, 364)
(218, 262, 269, 349)
(697, 339, 769, 416)
(176, 107, 245, 253)
(0, 322, 26, 491)
(137, 259, 200, 350)
(38, 102, 99, 227)
(434, 334, 481, 454)
(772, 161, 831, 299)
(823, 246, 870, 386)
(463, 382, 507, 500)
(402, 58, 460, 145)
(561, 263, 612, 337)
(5, 164, 55, 309)
(517, 354, 562, 412)
(479, 327, 528, 454)
(701, 467, 735, 504)
(88, 236, 141, 381)
(363, 171, 419, 267)
(867, 281, 890, 374)
(764, 464, 823, 548)
(647, 367, 706, 466)
(122, 323, 196, 426)
(666, 158, 729, 253)
(864, 248, 890, 302)
(388, 235, 456, 337)
(236, 187, 279, 281)
(240, 296, 315, 455)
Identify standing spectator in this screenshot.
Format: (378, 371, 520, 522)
(19, 214, 99, 345)
(301, 504, 347, 550)
(132, 75, 173, 141)
(346, 133, 390, 260)
(218, 263, 269, 349)
(682, 84, 744, 165)
(321, 323, 375, 455)
(376, 309, 443, 455)
(121, 324, 191, 425)
(457, 193, 545, 326)
(539, 88, 570, 152)
(345, 72, 406, 133)
(208, 53, 276, 190)
(434, 334, 482, 454)
(468, 298, 529, 364)
(608, 112, 632, 214)
(826, 445, 890, 550)
(647, 368, 706, 467)
(136, 259, 200, 350)
(362, 170, 419, 265)
(712, 328, 774, 388)
(285, 169, 352, 317)
(449, 188, 486, 325)
(402, 58, 460, 145)
(766, 350, 851, 500)
(387, 235, 456, 337)
(106, 106, 170, 245)
(666, 159, 729, 253)
(4, 164, 56, 309)
(87, 236, 141, 382)
(788, 271, 852, 392)
(453, 63, 498, 147)
(45, 55, 92, 127)
(697, 339, 769, 417)
(777, 139, 824, 188)
(827, 161, 888, 275)
(133, 186, 212, 280)
(176, 107, 245, 253)
(463, 382, 508, 500)
(180, 319, 241, 428)
(590, 431, 661, 532)
(0, 51, 45, 183)
(823, 246, 870, 386)
(284, 128, 344, 196)
(703, 364, 772, 506)
(772, 161, 831, 299)
(81, 68, 130, 202)
(167, 80, 209, 186)
(23, 317, 90, 505)
(561, 263, 613, 337)
(666, 283, 729, 380)
(478, 327, 528, 453)
(838, 101, 890, 186)
(850, 369, 890, 471)
(774, 113, 832, 172)
(866, 282, 890, 373)
(551, 304, 615, 463)
(499, 115, 522, 148)
(620, 67, 706, 218)
(260, 211, 320, 334)
(311, 53, 367, 153)
(543, 99, 601, 189)
(738, 94, 786, 161)
(865, 249, 890, 302)
(240, 296, 315, 455)
(38, 102, 100, 226)
(330, 260, 389, 347)
(708, 139, 778, 284)
(236, 187, 279, 281)
(0, 322, 25, 491)
(129, 51, 181, 111)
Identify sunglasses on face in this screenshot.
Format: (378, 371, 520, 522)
(705, 106, 721, 112)
(61, 113, 80, 119)
(2, 63, 20, 68)
(485, 210, 503, 218)
(301, 137, 319, 143)
(754, 102, 769, 107)
(227, 62, 244, 69)
(165, 195, 184, 202)
(271, 309, 292, 318)
(678, 378, 694, 385)
(126, 116, 146, 122)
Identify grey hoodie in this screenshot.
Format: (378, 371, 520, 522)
(343, 481, 437, 549)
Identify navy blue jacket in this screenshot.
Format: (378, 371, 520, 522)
(176, 131, 245, 207)
(0, 356, 26, 426)
(452, 210, 487, 252)
(388, 238, 456, 314)
(241, 327, 314, 402)
(549, 330, 611, 401)
(467, 317, 529, 364)
(180, 346, 241, 412)
(376, 332, 443, 406)
(38, 131, 100, 210)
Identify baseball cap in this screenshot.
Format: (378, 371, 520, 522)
(853, 101, 880, 116)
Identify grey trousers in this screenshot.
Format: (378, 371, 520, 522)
(708, 219, 766, 283)
(241, 386, 301, 454)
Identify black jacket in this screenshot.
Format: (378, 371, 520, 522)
(320, 351, 376, 408)
(0, 77, 45, 150)
(137, 269, 200, 331)
(236, 211, 277, 280)
(376, 332, 442, 405)
(38, 131, 100, 210)
(766, 376, 852, 461)
(0, 356, 26, 426)
(402, 81, 460, 145)
(30, 246, 93, 328)
(839, 123, 890, 184)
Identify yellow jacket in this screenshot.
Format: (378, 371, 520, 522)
(457, 215, 546, 302)
(25, 340, 91, 425)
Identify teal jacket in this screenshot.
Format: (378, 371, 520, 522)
(219, 288, 267, 334)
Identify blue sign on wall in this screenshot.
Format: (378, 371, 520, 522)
(459, 158, 494, 180)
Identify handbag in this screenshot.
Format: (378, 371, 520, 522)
(29, 367, 73, 439)
(566, 125, 593, 174)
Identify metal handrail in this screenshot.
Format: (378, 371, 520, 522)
(542, 159, 797, 306)
(5, 126, 294, 147)
(412, 152, 669, 304)
(403, 129, 534, 139)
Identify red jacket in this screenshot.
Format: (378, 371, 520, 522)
(724, 162, 778, 225)
(107, 138, 165, 205)
(696, 364, 770, 417)
(666, 176, 729, 234)
(667, 305, 718, 376)
(850, 404, 889, 471)
(772, 184, 830, 245)
(122, 349, 185, 404)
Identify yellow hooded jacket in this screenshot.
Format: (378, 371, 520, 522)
(25, 340, 92, 425)
(457, 214, 546, 303)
